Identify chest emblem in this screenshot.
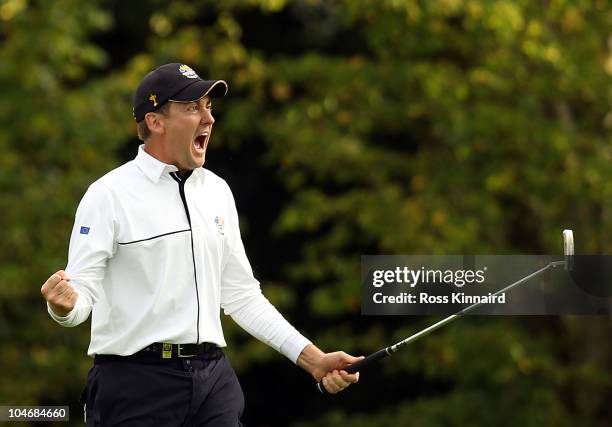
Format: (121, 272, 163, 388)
(214, 216, 225, 235)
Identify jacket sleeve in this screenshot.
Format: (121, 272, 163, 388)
(48, 181, 117, 327)
(219, 182, 311, 363)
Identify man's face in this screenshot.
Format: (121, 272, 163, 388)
(160, 97, 215, 171)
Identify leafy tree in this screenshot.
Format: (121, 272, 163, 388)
(0, 0, 610, 425)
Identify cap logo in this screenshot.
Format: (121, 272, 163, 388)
(149, 94, 158, 107)
(179, 64, 199, 79)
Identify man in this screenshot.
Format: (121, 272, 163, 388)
(41, 63, 361, 426)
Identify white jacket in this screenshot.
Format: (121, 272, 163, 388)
(48, 145, 310, 362)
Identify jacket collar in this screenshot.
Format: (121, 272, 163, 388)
(135, 144, 205, 183)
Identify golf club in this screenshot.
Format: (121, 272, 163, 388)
(317, 229, 575, 394)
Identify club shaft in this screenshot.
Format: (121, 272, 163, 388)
(391, 260, 563, 352)
(317, 260, 564, 394)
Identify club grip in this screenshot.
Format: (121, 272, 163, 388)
(316, 348, 390, 394)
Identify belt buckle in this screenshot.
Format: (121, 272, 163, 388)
(162, 343, 172, 359)
(177, 344, 196, 358)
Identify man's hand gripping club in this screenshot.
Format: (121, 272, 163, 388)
(297, 344, 364, 394)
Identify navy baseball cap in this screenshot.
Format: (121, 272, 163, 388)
(133, 63, 228, 122)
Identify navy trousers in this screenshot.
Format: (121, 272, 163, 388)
(80, 349, 244, 426)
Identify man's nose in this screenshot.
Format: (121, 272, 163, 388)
(200, 108, 214, 125)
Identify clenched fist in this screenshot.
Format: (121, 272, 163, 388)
(41, 270, 77, 317)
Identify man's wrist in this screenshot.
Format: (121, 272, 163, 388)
(296, 344, 326, 379)
(49, 303, 70, 317)
(47, 301, 74, 322)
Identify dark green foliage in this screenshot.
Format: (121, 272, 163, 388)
(1, 0, 610, 426)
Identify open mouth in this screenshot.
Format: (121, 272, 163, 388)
(193, 132, 209, 152)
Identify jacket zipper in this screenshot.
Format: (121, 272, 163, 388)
(170, 171, 200, 344)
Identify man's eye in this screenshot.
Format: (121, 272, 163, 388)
(188, 104, 199, 111)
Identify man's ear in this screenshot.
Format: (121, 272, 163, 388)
(144, 112, 165, 136)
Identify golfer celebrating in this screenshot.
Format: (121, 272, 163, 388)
(41, 63, 360, 426)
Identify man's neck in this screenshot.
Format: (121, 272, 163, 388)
(143, 141, 194, 176)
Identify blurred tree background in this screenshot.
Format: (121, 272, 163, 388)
(1, 0, 611, 425)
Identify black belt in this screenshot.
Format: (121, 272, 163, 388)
(141, 342, 218, 358)
(95, 342, 219, 364)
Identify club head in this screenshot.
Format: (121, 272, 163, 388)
(563, 229, 574, 271)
